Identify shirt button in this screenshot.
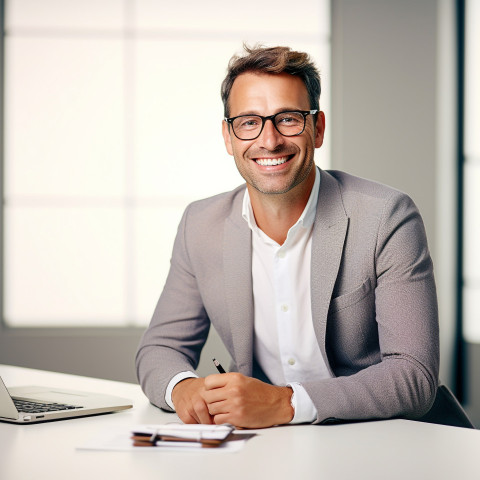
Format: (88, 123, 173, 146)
(277, 250, 286, 259)
(280, 304, 289, 312)
(288, 358, 296, 366)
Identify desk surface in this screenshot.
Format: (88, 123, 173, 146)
(1, 365, 479, 480)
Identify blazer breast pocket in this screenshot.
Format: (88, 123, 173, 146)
(329, 278, 374, 314)
(327, 278, 379, 372)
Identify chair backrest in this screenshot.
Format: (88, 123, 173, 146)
(418, 384, 475, 429)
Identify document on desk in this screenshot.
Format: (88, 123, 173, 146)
(77, 424, 255, 453)
(131, 424, 234, 447)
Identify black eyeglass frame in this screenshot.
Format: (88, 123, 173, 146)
(224, 110, 318, 141)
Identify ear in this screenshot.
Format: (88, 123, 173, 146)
(314, 111, 325, 149)
(222, 120, 234, 156)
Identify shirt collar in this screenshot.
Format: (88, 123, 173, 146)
(242, 166, 321, 235)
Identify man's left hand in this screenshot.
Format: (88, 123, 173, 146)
(203, 373, 294, 428)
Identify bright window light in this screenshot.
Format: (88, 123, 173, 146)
(2, 0, 331, 327)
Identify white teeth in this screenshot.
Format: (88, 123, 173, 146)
(255, 156, 288, 166)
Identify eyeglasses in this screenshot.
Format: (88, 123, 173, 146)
(224, 110, 318, 141)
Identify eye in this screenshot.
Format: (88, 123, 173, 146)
(277, 112, 303, 126)
(235, 116, 261, 130)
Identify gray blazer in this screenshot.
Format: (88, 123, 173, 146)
(136, 169, 439, 424)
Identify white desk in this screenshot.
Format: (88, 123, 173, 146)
(1, 365, 479, 480)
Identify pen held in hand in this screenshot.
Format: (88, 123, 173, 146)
(212, 358, 226, 374)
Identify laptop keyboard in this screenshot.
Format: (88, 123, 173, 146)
(13, 398, 82, 413)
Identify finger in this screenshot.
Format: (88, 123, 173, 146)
(206, 399, 230, 416)
(213, 413, 233, 425)
(176, 407, 199, 424)
(204, 373, 229, 390)
(202, 387, 228, 404)
(192, 399, 214, 425)
(182, 413, 199, 424)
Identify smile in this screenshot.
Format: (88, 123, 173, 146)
(254, 156, 290, 166)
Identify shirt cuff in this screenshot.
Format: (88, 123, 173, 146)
(165, 371, 199, 410)
(286, 382, 318, 424)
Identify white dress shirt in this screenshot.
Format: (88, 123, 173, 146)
(166, 167, 331, 423)
(242, 167, 330, 423)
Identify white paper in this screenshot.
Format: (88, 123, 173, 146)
(77, 426, 248, 453)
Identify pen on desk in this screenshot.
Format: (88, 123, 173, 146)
(212, 358, 226, 374)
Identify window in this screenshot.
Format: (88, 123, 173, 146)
(463, 0, 480, 342)
(2, 0, 331, 327)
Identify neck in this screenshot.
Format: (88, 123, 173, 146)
(248, 170, 316, 245)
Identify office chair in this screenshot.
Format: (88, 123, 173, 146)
(418, 384, 475, 429)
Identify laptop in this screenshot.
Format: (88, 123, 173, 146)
(0, 375, 132, 424)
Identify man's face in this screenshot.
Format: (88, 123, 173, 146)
(222, 72, 325, 196)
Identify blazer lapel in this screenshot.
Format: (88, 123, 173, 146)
(221, 172, 348, 378)
(223, 191, 254, 376)
(311, 170, 349, 374)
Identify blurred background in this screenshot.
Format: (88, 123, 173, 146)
(0, 0, 478, 425)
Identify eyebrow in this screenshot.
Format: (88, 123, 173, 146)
(232, 107, 306, 117)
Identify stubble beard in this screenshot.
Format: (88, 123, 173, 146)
(235, 149, 315, 196)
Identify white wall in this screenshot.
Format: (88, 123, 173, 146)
(331, 0, 457, 388)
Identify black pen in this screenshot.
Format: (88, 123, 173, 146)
(212, 358, 226, 374)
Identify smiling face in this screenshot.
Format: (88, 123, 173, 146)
(222, 72, 325, 198)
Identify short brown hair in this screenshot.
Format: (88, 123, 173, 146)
(221, 44, 321, 117)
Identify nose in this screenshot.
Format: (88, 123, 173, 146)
(257, 117, 285, 151)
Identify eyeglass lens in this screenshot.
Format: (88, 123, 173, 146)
(232, 112, 306, 140)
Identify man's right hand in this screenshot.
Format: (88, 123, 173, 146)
(171, 377, 214, 424)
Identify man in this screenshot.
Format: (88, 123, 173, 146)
(136, 45, 439, 428)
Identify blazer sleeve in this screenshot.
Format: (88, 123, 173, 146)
(303, 191, 439, 424)
(135, 204, 210, 411)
